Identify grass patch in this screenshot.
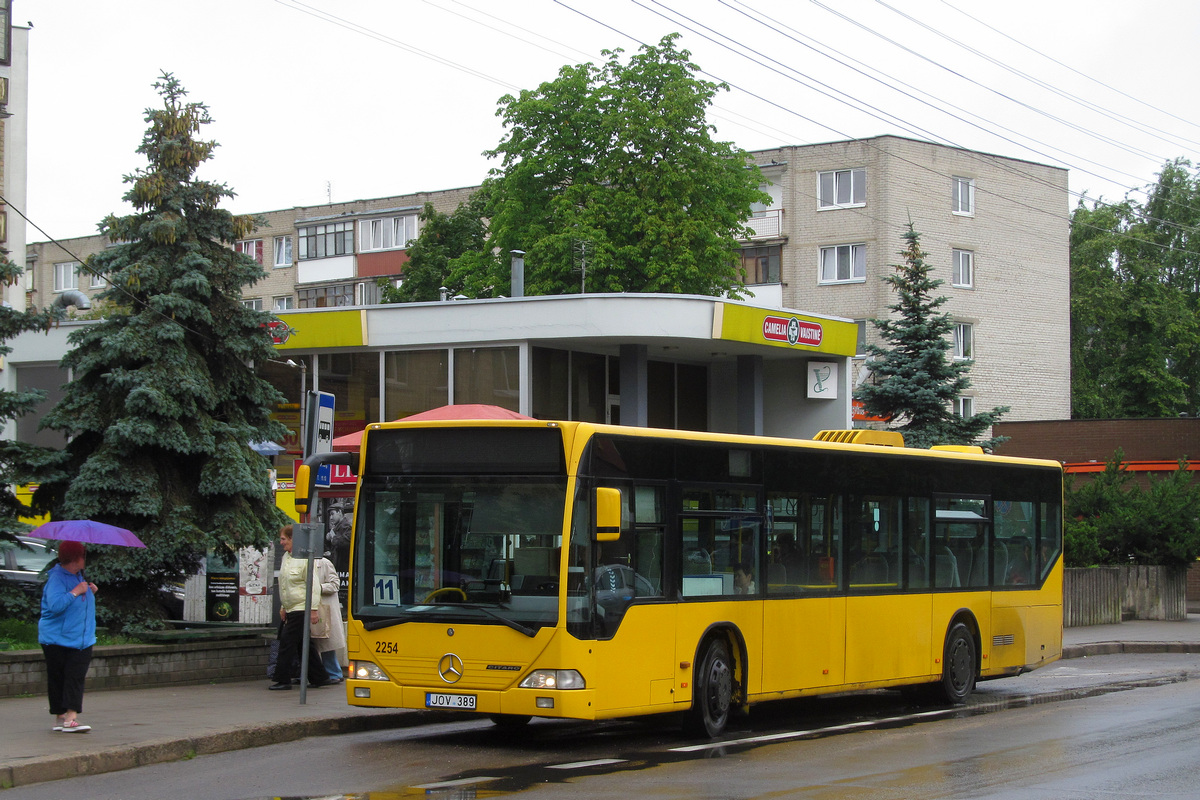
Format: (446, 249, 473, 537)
(0, 619, 145, 650)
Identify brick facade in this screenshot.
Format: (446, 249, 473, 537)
(993, 418, 1200, 464)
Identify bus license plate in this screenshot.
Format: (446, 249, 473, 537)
(426, 692, 477, 710)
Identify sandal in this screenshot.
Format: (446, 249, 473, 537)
(60, 719, 91, 733)
(52, 717, 65, 731)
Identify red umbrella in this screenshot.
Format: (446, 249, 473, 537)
(331, 404, 533, 451)
(27, 519, 147, 548)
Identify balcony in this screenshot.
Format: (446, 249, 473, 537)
(746, 209, 783, 240)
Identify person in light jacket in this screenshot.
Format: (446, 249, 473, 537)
(38, 540, 98, 732)
(270, 525, 330, 690)
(311, 556, 347, 683)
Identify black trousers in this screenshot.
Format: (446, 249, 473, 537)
(42, 644, 93, 715)
(273, 611, 329, 685)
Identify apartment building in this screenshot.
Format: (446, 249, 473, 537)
(0, 8, 29, 312)
(25, 136, 1070, 425)
(743, 136, 1070, 422)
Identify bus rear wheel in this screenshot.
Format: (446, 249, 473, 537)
(933, 622, 977, 704)
(685, 638, 733, 738)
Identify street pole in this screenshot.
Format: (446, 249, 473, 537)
(293, 522, 322, 706)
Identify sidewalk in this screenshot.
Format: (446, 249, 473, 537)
(3, 615, 1200, 790)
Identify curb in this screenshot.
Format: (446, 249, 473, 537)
(0, 708, 462, 790)
(1062, 641, 1200, 659)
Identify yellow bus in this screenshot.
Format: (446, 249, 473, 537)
(304, 421, 1062, 737)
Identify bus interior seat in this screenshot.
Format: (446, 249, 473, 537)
(935, 547, 960, 587)
(767, 563, 786, 585)
(993, 541, 1010, 582)
(907, 553, 928, 588)
(850, 555, 889, 584)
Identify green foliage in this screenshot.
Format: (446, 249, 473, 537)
(854, 224, 1008, 449)
(475, 34, 768, 298)
(379, 197, 490, 303)
(32, 74, 289, 632)
(0, 251, 57, 549)
(1063, 449, 1200, 567)
(1070, 158, 1200, 417)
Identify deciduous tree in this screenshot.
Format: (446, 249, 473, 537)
(477, 34, 769, 297)
(379, 197, 489, 303)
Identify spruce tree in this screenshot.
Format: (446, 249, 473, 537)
(0, 258, 57, 618)
(34, 74, 288, 630)
(855, 224, 1008, 450)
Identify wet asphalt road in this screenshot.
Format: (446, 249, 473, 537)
(5, 652, 1199, 800)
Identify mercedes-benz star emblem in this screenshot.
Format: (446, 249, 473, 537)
(438, 653, 464, 684)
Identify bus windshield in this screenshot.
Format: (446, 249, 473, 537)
(352, 476, 567, 634)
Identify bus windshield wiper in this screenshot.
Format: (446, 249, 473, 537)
(361, 613, 418, 631)
(456, 603, 538, 638)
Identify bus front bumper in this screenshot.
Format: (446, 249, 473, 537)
(347, 680, 599, 719)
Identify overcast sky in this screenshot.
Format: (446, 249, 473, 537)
(21, 0, 1200, 242)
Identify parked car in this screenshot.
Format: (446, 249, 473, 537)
(0, 537, 57, 598)
(0, 537, 185, 619)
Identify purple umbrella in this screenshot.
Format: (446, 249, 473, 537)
(27, 520, 147, 548)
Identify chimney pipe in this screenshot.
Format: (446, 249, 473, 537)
(510, 250, 525, 298)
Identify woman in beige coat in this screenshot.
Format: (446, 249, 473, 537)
(311, 557, 347, 683)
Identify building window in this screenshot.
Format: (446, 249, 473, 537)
(952, 176, 974, 215)
(952, 249, 973, 288)
(297, 222, 354, 260)
(90, 270, 106, 289)
(273, 295, 294, 311)
(855, 320, 868, 356)
(235, 239, 264, 265)
(818, 168, 865, 209)
(360, 214, 418, 252)
(241, 298, 263, 311)
(738, 245, 781, 284)
(53, 261, 79, 292)
(297, 283, 355, 308)
(819, 244, 866, 284)
(953, 322, 974, 360)
(955, 396, 974, 418)
(274, 236, 293, 268)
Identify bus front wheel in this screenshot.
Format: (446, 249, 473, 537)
(685, 638, 733, 738)
(934, 622, 977, 704)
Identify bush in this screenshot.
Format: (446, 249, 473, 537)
(1064, 449, 1200, 568)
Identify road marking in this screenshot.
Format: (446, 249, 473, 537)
(548, 759, 628, 770)
(413, 776, 499, 789)
(670, 708, 960, 753)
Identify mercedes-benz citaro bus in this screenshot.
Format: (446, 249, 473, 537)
(295, 421, 1063, 738)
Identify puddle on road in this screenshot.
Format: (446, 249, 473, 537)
(243, 671, 1193, 800)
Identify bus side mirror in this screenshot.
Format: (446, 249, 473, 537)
(595, 487, 621, 542)
(295, 464, 312, 514)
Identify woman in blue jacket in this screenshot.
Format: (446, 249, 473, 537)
(38, 540, 98, 733)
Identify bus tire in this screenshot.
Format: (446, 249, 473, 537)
(489, 714, 532, 727)
(934, 622, 977, 704)
(684, 638, 733, 738)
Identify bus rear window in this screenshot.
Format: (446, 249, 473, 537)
(365, 427, 565, 475)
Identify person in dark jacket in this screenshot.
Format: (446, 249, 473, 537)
(38, 540, 98, 733)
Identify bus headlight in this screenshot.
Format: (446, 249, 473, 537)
(519, 669, 586, 690)
(348, 660, 389, 681)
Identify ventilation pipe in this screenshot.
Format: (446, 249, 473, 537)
(51, 290, 91, 311)
(510, 250, 525, 298)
